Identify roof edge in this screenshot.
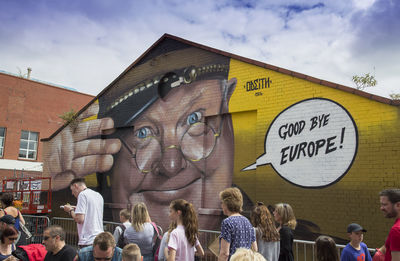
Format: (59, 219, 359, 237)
(41, 34, 400, 141)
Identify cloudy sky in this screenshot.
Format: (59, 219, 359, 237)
(1, 0, 399, 98)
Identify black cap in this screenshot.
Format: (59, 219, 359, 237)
(0, 215, 16, 225)
(347, 223, 367, 233)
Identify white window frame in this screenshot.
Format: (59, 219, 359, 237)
(18, 130, 39, 160)
(0, 127, 5, 158)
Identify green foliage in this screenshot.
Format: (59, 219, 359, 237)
(352, 73, 377, 90)
(59, 109, 78, 129)
(389, 93, 400, 100)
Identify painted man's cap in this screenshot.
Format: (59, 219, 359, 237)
(98, 42, 230, 128)
(347, 223, 367, 233)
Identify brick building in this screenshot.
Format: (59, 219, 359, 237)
(0, 71, 94, 179)
(43, 34, 400, 247)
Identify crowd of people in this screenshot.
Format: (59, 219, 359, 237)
(1, 179, 400, 261)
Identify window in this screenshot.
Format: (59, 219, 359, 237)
(19, 130, 38, 160)
(0, 127, 5, 157)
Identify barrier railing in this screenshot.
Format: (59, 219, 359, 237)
(22, 215, 375, 261)
(23, 215, 51, 244)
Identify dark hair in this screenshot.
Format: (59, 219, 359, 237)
(69, 178, 86, 187)
(45, 225, 66, 241)
(170, 199, 198, 246)
(380, 189, 400, 204)
(1, 226, 18, 243)
(251, 203, 280, 242)
(1, 193, 14, 207)
(315, 235, 339, 261)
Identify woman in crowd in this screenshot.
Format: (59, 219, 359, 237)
(218, 187, 257, 261)
(0, 226, 18, 260)
(273, 203, 296, 261)
(314, 235, 339, 261)
(0, 193, 25, 231)
(167, 199, 204, 261)
(123, 202, 154, 261)
(251, 202, 280, 261)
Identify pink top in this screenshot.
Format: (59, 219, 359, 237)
(168, 225, 199, 261)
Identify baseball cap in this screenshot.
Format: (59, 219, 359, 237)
(347, 223, 367, 233)
(0, 215, 16, 225)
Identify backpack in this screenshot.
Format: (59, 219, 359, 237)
(117, 224, 128, 248)
(151, 222, 163, 261)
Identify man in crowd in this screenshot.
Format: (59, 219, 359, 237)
(380, 188, 400, 261)
(63, 178, 104, 248)
(78, 232, 122, 261)
(113, 209, 131, 248)
(43, 225, 76, 261)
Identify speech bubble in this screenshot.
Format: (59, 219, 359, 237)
(242, 98, 358, 188)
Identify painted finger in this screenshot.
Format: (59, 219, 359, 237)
(71, 154, 114, 176)
(74, 139, 121, 158)
(73, 118, 114, 142)
(77, 101, 99, 120)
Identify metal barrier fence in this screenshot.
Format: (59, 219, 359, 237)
(23, 215, 51, 244)
(22, 215, 375, 261)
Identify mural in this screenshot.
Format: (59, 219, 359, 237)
(43, 36, 400, 247)
(243, 98, 358, 188)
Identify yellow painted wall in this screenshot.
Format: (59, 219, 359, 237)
(229, 58, 400, 247)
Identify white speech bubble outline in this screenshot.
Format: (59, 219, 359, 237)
(242, 98, 358, 188)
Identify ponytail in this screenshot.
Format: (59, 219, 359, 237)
(170, 199, 198, 246)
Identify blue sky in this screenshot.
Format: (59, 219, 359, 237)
(1, 0, 399, 98)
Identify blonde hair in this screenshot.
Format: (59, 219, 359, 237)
(230, 248, 266, 261)
(122, 243, 142, 261)
(274, 203, 297, 230)
(120, 209, 131, 221)
(219, 187, 243, 213)
(131, 202, 150, 232)
(251, 203, 280, 242)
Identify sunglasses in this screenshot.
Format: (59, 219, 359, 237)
(94, 257, 112, 261)
(43, 236, 56, 240)
(8, 237, 18, 241)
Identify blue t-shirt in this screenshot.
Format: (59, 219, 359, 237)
(340, 242, 372, 261)
(220, 215, 256, 257)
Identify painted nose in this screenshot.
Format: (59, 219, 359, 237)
(159, 145, 185, 177)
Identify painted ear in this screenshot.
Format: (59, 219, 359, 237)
(220, 78, 237, 114)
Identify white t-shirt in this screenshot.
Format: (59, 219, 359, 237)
(168, 225, 199, 261)
(75, 188, 104, 245)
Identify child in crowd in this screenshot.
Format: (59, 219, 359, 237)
(158, 221, 177, 261)
(340, 223, 372, 261)
(167, 199, 204, 261)
(251, 202, 280, 261)
(315, 235, 339, 261)
(122, 243, 142, 261)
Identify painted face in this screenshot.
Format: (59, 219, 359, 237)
(380, 196, 397, 218)
(93, 245, 114, 261)
(348, 231, 364, 244)
(42, 230, 56, 252)
(112, 79, 235, 229)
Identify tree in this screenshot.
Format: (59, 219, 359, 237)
(352, 73, 377, 90)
